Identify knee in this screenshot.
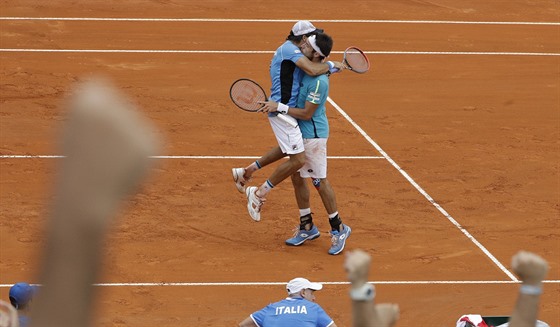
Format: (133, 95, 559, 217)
(292, 153, 305, 168)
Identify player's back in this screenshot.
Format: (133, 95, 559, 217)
(252, 297, 333, 327)
(269, 40, 305, 107)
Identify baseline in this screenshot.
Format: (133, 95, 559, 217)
(1, 280, 559, 288)
(1, 49, 558, 56)
(0, 155, 384, 159)
(1, 17, 559, 25)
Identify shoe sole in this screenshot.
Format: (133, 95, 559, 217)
(285, 232, 320, 246)
(246, 187, 261, 222)
(329, 226, 352, 255)
(232, 168, 245, 193)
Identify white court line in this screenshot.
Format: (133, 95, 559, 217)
(0, 116, 541, 281)
(327, 97, 519, 282)
(0, 155, 383, 159)
(0, 49, 558, 56)
(1, 280, 559, 288)
(0, 16, 550, 283)
(0, 17, 559, 25)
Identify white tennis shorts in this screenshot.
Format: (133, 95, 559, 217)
(299, 138, 328, 179)
(269, 115, 304, 155)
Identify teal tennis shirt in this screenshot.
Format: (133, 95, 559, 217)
(296, 74, 330, 138)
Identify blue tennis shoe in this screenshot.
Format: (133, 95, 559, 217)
(285, 225, 320, 246)
(328, 224, 351, 255)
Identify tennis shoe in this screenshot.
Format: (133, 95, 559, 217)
(285, 225, 320, 246)
(328, 224, 351, 255)
(232, 168, 248, 193)
(246, 186, 265, 221)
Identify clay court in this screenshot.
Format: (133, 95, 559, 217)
(0, 1, 559, 326)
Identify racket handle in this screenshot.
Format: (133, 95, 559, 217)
(277, 113, 298, 128)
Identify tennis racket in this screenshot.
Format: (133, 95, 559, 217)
(229, 78, 298, 128)
(342, 47, 370, 74)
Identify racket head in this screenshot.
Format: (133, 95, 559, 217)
(229, 78, 267, 112)
(343, 47, 370, 74)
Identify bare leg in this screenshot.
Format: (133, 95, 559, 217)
(291, 173, 310, 210)
(291, 173, 313, 230)
(256, 146, 287, 168)
(316, 178, 337, 215)
(265, 152, 305, 187)
(244, 146, 286, 179)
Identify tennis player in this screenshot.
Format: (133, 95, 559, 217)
(232, 21, 345, 222)
(259, 32, 351, 255)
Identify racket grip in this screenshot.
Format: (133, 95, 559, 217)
(277, 113, 298, 128)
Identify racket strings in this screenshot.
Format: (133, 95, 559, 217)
(230, 81, 266, 111)
(345, 49, 369, 73)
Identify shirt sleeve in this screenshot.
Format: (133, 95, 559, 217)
(282, 42, 304, 64)
(306, 77, 328, 105)
(250, 305, 270, 327)
(316, 305, 334, 327)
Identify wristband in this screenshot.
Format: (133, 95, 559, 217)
(326, 61, 340, 74)
(349, 283, 375, 301)
(277, 103, 289, 114)
(520, 284, 542, 295)
(326, 61, 339, 74)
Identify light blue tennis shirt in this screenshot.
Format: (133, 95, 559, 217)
(250, 297, 334, 327)
(296, 74, 330, 138)
(269, 40, 305, 108)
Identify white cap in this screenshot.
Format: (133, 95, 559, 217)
(291, 20, 318, 36)
(286, 277, 323, 294)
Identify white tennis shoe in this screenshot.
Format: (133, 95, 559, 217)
(246, 186, 265, 221)
(232, 168, 247, 193)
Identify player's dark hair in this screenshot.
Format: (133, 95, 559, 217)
(287, 31, 303, 42)
(315, 32, 333, 59)
(9, 296, 27, 310)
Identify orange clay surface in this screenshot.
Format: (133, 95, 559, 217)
(0, 1, 559, 326)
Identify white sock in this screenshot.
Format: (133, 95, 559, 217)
(258, 180, 274, 197)
(299, 208, 311, 216)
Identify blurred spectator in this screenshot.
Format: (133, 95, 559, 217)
(1, 298, 19, 327)
(504, 251, 549, 327)
(456, 251, 549, 327)
(345, 249, 399, 327)
(27, 78, 159, 327)
(8, 282, 37, 327)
